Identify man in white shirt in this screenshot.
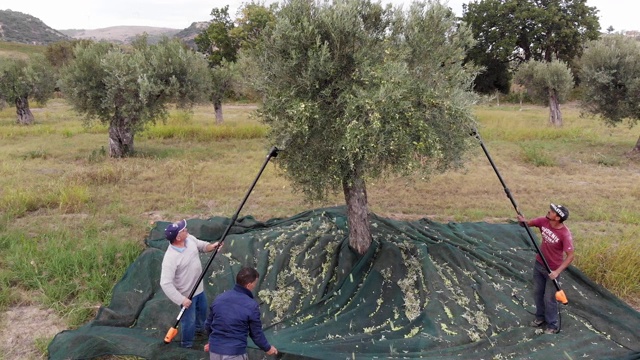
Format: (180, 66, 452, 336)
(160, 219, 221, 348)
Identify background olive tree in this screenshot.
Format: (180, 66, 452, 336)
(244, 0, 478, 254)
(196, 3, 276, 122)
(208, 61, 235, 123)
(45, 39, 93, 69)
(195, 6, 237, 123)
(514, 59, 574, 126)
(60, 38, 211, 157)
(0, 55, 55, 125)
(580, 35, 640, 153)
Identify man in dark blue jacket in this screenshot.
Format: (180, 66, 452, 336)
(204, 267, 278, 359)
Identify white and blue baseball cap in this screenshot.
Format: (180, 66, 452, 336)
(165, 219, 187, 241)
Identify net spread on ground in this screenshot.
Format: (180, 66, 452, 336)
(48, 207, 640, 359)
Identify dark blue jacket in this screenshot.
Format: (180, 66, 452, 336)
(205, 284, 271, 355)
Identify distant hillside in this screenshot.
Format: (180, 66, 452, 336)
(0, 9, 209, 49)
(59, 26, 181, 44)
(58, 22, 212, 48)
(174, 21, 211, 49)
(0, 9, 70, 44)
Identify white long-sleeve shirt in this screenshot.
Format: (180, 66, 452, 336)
(160, 235, 209, 305)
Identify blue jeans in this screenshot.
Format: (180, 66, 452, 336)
(532, 260, 559, 330)
(181, 292, 208, 348)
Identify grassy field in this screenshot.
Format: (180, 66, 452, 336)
(0, 99, 638, 353)
(0, 41, 45, 60)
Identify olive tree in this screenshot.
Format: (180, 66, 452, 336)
(0, 55, 56, 125)
(196, 6, 237, 67)
(580, 35, 640, 153)
(244, 0, 478, 254)
(60, 38, 211, 157)
(196, 3, 276, 122)
(514, 59, 574, 126)
(208, 60, 235, 124)
(45, 40, 94, 68)
(195, 6, 236, 123)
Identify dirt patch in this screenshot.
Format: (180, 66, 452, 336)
(0, 306, 66, 360)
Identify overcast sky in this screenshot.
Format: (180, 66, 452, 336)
(2, 0, 638, 32)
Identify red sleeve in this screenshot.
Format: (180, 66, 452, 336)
(529, 217, 546, 228)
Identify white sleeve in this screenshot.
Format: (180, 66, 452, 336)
(191, 235, 210, 252)
(160, 252, 186, 306)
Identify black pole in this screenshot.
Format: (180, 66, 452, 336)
(164, 146, 280, 343)
(472, 129, 567, 305)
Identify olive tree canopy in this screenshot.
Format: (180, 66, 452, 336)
(60, 38, 211, 157)
(580, 35, 640, 153)
(0, 55, 56, 125)
(244, 0, 478, 254)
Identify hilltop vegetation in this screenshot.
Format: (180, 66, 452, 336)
(0, 10, 69, 44)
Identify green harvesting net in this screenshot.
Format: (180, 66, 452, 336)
(49, 206, 640, 359)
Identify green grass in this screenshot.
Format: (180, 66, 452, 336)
(139, 106, 268, 141)
(0, 41, 45, 60)
(141, 122, 267, 141)
(0, 224, 141, 325)
(0, 99, 638, 357)
(1, 181, 90, 218)
(574, 226, 640, 300)
(520, 143, 557, 166)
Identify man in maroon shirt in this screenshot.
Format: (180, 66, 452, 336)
(518, 203, 574, 334)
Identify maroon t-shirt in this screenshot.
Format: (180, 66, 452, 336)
(529, 217, 574, 270)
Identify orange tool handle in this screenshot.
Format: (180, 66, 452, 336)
(164, 327, 178, 344)
(555, 290, 568, 305)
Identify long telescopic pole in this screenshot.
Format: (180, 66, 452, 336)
(472, 130, 568, 305)
(164, 146, 281, 344)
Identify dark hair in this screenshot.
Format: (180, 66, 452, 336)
(236, 267, 259, 287)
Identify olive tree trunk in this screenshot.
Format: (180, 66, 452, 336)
(633, 134, 640, 154)
(214, 99, 224, 124)
(548, 90, 563, 126)
(16, 96, 35, 125)
(342, 165, 372, 255)
(108, 118, 135, 158)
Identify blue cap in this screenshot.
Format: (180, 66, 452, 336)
(165, 219, 187, 241)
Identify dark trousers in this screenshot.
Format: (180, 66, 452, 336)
(532, 260, 559, 330)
